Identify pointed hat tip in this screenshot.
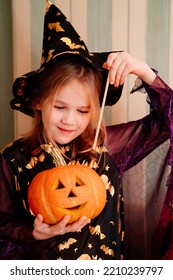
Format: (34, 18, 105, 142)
(46, 0, 52, 12)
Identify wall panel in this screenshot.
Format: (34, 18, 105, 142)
(12, 0, 33, 139)
(7, 0, 173, 259)
(0, 0, 13, 148)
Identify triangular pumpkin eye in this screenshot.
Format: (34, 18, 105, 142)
(57, 180, 65, 189)
(75, 176, 85, 187)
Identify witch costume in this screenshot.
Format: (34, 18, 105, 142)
(0, 1, 173, 260)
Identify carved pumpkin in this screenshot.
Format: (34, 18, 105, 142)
(28, 165, 106, 224)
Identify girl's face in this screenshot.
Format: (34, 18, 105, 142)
(37, 79, 91, 145)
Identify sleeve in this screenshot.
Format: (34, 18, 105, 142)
(106, 75, 173, 175)
(0, 154, 55, 260)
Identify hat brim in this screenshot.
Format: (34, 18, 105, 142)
(11, 51, 123, 117)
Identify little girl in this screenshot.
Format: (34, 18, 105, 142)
(0, 1, 172, 260)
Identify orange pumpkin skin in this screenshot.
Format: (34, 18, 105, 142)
(28, 165, 106, 224)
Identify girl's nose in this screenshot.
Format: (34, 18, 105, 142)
(61, 111, 75, 125)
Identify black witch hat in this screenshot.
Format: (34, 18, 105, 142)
(11, 0, 123, 117)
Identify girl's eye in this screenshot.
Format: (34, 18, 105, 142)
(78, 110, 89, 114)
(54, 106, 65, 110)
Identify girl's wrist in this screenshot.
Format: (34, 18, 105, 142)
(138, 65, 157, 85)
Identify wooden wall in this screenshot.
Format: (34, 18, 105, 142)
(0, 0, 172, 259)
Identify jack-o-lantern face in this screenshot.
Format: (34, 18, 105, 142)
(28, 165, 106, 224)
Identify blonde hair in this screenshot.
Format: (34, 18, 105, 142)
(22, 55, 106, 160)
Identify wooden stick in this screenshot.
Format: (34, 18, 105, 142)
(93, 74, 110, 150)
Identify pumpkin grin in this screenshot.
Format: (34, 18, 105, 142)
(57, 201, 88, 213)
(28, 164, 106, 224)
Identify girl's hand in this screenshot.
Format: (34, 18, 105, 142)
(103, 52, 156, 87)
(33, 214, 91, 240)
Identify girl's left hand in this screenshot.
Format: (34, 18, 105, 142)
(33, 214, 90, 240)
(102, 52, 156, 87)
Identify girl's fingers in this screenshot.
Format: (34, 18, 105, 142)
(110, 60, 127, 86)
(33, 215, 91, 240)
(64, 216, 91, 233)
(54, 215, 71, 229)
(104, 52, 119, 69)
(34, 214, 43, 228)
(103, 52, 129, 86)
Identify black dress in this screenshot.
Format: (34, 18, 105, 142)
(0, 75, 172, 259)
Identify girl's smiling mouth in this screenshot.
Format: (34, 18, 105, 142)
(58, 127, 75, 134)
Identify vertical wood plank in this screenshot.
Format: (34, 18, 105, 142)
(169, 0, 173, 87)
(87, 0, 112, 52)
(111, 0, 129, 124)
(0, 0, 13, 148)
(147, 0, 170, 81)
(128, 0, 148, 120)
(71, 0, 87, 43)
(12, 0, 33, 139)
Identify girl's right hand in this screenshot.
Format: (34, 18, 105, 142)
(32, 214, 91, 240)
(103, 52, 156, 87)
